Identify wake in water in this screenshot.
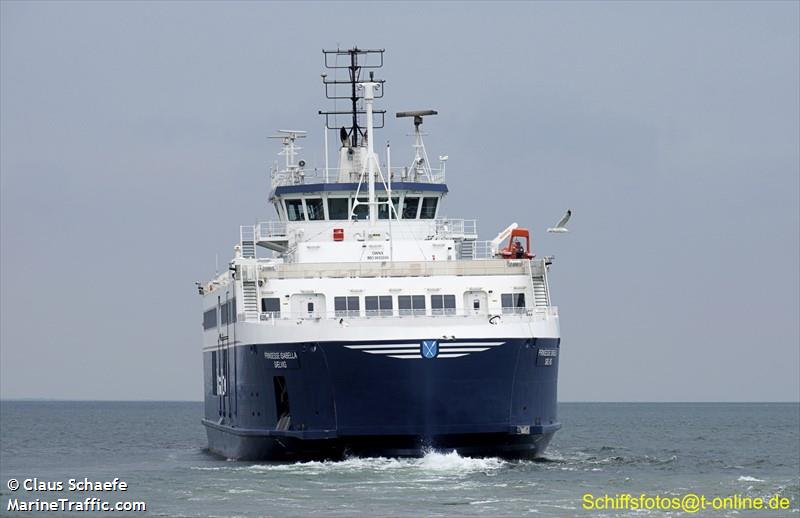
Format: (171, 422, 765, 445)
(193, 449, 511, 476)
(250, 449, 507, 476)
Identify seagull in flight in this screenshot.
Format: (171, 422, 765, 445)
(547, 209, 572, 233)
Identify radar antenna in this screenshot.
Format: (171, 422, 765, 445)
(397, 110, 438, 182)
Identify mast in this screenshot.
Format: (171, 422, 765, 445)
(319, 48, 386, 150)
(269, 130, 307, 185)
(396, 110, 437, 181)
(361, 80, 379, 223)
(349, 51, 359, 147)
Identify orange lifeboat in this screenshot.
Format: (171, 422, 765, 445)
(500, 228, 534, 259)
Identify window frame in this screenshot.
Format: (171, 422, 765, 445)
(430, 294, 456, 316)
(365, 295, 393, 317)
(401, 196, 420, 219)
(419, 196, 439, 219)
(284, 198, 306, 221)
(398, 294, 426, 316)
(352, 197, 369, 221)
(327, 197, 350, 220)
(501, 293, 527, 314)
(334, 296, 361, 317)
(305, 197, 325, 221)
(261, 297, 281, 317)
(378, 197, 401, 220)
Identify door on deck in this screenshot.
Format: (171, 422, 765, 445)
(463, 290, 488, 316)
(290, 293, 326, 319)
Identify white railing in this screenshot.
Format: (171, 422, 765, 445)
(255, 221, 288, 240)
(253, 219, 474, 238)
(386, 166, 446, 184)
(472, 241, 494, 259)
(434, 219, 477, 237)
(238, 306, 558, 323)
(255, 258, 535, 279)
(271, 168, 327, 188)
(271, 167, 447, 188)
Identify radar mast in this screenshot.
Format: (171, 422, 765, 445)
(319, 48, 386, 147)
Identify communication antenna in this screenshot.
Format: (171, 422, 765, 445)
(319, 48, 386, 147)
(269, 130, 307, 184)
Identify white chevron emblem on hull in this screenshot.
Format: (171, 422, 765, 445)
(343, 342, 506, 359)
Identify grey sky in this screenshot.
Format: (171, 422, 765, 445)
(1, 1, 798, 402)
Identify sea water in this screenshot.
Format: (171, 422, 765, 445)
(1, 402, 797, 517)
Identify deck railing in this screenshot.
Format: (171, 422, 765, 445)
(472, 241, 494, 259)
(245, 218, 478, 247)
(244, 306, 558, 324)
(271, 166, 446, 188)
(255, 221, 288, 240)
(253, 258, 538, 280)
(434, 219, 477, 237)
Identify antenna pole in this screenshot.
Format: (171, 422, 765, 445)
(324, 125, 329, 182)
(386, 141, 393, 217)
(362, 81, 379, 224)
(350, 50, 359, 147)
(413, 119, 422, 178)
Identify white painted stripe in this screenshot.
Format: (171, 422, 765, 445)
(448, 341, 505, 347)
(436, 347, 489, 353)
(345, 344, 419, 349)
(362, 349, 422, 354)
(387, 354, 422, 359)
(437, 353, 469, 358)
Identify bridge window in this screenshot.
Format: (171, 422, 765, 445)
(378, 197, 400, 219)
(402, 196, 420, 219)
(352, 197, 369, 221)
(365, 295, 393, 317)
(501, 293, 526, 314)
(334, 296, 360, 317)
(306, 198, 325, 221)
(261, 297, 281, 317)
(328, 198, 349, 220)
(285, 199, 305, 221)
(398, 295, 426, 316)
(420, 197, 438, 219)
(431, 294, 456, 315)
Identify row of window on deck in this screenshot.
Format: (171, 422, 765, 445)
(261, 293, 527, 317)
(283, 195, 439, 222)
(203, 293, 528, 329)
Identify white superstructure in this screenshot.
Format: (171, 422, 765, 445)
(198, 51, 559, 363)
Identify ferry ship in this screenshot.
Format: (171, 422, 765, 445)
(199, 48, 561, 460)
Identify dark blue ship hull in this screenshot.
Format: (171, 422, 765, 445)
(202, 338, 560, 460)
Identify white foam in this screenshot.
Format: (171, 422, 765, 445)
(738, 475, 765, 482)
(415, 450, 506, 473)
(244, 450, 506, 476)
(470, 499, 500, 505)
